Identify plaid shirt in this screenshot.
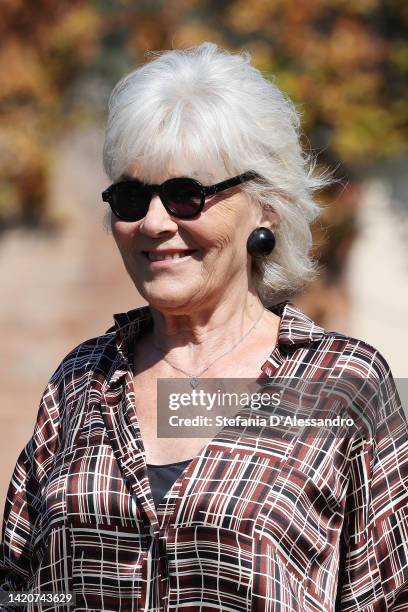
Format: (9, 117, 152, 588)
(1, 301, 407, 611)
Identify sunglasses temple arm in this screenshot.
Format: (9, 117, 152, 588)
(203, 171, 260, 196)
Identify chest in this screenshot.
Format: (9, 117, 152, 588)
(132, 370, 215, 464)
(41, 404, 349, 611)
(132, 338, 282, 462)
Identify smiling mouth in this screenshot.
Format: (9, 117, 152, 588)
(142, 250, 197, 262)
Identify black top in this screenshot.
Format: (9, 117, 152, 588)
(146, 458, 193, 509)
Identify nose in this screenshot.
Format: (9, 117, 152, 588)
(138, 194, 178, 236)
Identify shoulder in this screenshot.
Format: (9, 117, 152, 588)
(43, 330, 118, 406)
(42, 304, 150, 408)
(316, 328, 393, 381)
(56, 330, 117, 368)
(277, 301, 394, 380)
(284, 326, 402, 437)
(308, 329, 400, 420)
(283, 327, 396, 404)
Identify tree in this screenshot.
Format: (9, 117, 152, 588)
(0, 1, 102, 229)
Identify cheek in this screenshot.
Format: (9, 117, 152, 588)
(208, 209, 250, 255)
(111, 221, 139, 253)
(191, 205, 246, 252)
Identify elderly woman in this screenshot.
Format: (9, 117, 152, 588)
(1, 43, 407, 611)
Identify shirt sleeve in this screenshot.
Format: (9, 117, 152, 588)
(337, 355, 408, 611)
(0, 365, 63, 595)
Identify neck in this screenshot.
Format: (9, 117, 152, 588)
(148, 289, 266, 372)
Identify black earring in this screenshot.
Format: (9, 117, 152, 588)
(247, 227, 276, 256)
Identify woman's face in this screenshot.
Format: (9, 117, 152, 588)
(111, 169, 275, 314)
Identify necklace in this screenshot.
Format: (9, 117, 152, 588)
(153, 306, 266, 388)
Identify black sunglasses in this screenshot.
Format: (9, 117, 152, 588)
(102, 171, 260, 221)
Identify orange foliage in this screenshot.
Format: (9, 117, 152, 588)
(1, 1, 406, 324)
(0, 2, 102, 228)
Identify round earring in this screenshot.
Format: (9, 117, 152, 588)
(247, 227, 276, 256)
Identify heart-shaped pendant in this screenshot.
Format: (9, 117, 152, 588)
(190, 376, 199, 388)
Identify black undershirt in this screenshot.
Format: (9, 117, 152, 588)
(146, 458, 193, 509)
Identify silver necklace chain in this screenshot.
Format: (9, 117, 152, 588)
(153, 306, 266, 388)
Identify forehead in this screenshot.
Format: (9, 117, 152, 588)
(119, 154, 229, 185)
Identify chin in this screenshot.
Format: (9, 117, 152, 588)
(139, 284, 197, 313)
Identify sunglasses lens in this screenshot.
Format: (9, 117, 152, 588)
(111, 182, 150, 221)
(162, 178, 203, 217)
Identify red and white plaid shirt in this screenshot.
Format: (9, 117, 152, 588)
(1, 301, 407, 611)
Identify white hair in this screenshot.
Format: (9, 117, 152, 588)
(103, 42, 329, 306)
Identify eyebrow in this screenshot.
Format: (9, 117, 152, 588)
(119, 173, 137, 181)
(117, 172, 217, 185)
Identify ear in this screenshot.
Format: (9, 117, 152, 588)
(257, 205, 280, 231)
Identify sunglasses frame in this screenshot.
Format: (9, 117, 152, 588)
(102, 170, 260, 221)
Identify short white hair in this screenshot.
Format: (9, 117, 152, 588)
(103, 42, 328, 306)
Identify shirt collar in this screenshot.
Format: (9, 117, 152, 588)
(108, 300, 325, 362)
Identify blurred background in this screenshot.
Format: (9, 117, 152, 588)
(1, 0, 407, 521)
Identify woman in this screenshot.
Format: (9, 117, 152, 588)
(1, 43, 407, 611)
